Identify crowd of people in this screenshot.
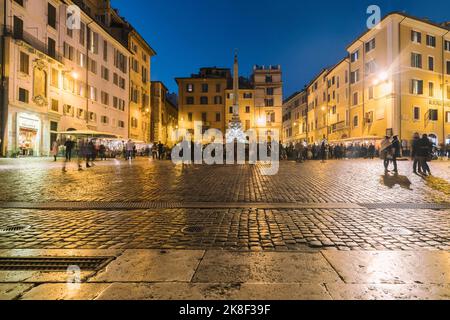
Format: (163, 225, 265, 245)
(281, 141, 379, 162)
(51, 138, 171, 171)
(281, 132, 445, 176)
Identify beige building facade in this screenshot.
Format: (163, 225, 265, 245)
(283, 12, 450, 150)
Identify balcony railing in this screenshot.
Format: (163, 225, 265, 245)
(4, 26, 63, 62)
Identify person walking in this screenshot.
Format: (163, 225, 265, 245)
(99, 144, 107, 161)
(411, 132, 421, 174)
(416, 134, 432, 176)
(151, 143, 158, 159)
(368, 143, 376, 159)
(320, 136, 328, 163)
(158, 141, 164, 160)
(64, 138, 74, 162)
(51, 140, 59, 162)
(391, 136, 401, 174)
(126, 139, 135, 161)
(380, 136, 392, 174)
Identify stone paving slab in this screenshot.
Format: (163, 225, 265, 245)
(325, 283, 450, 300)
(95, 283, 332, 300)
(90, 250, 204, 282)
(322, 251, 450, 284)
(192, 251, 341, 284)
(20, 283, 111, 300)
(0, 249, 449, 300)
(0, 284, 34, 300)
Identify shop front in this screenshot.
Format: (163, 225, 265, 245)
(16, 113, 42, 157)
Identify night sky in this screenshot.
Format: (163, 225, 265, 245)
(111, 0, 450, 98)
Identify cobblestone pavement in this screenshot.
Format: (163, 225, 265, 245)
(0, 158, 448, 203)
(0, 158, 448, 252)
(0, 208, 448, 251)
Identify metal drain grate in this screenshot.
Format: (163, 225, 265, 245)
(0, 257, 114, 271)
(381, 226, 414, 235)
(182, 226, 206, 234)
(0, 225, 30, 233)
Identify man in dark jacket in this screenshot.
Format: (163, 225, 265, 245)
(411, 133, 421, 174)
(416, 134, 432, 176)
(391, 136, 401, 173)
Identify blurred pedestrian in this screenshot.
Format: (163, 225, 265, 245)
(380, 136, 392, 174)
(51, 140, 59, 162)
(391, 136, 401, 174)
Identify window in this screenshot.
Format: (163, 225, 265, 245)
(201, 83, 208, 93)
(89, 112, 96, 122)
(79, 22, 86, 46)
(350, 50, 359, 62)
(89, 86, 97, 101)
(265, 75, 273, 83)
(48, 3, 56, 29)
(229, 106, 233, 114)
(445, 40, 450, 52)
(186, 97, 194, 105)
(215, 113, 221, 122)
(200, 96, 208, 105)
(14, 0, 24, 6)
(365, 60, 377, 75)
(411, 79, 423, 95)
(368, 86, 374, 100)
(243, 92, 252, 99)
(131, 117, 138, 128)
(18, 88, 29, 103)
(188, 112, 193, 122)
(426, 35, 436, 47)
(101, 66, 109, 81)
(447, 85, 450, 99)
(101, 91, 109, 105)
(428, 56, 434, 71)
(365, 38, 376, 53)
(446, 61, 450, 75)
(446, 111, 450, 123)
(63, 42, 75, 61)
(201, 112, 207, 122)
(411, 30, 421, 43)
(186, 84, 194, 92)
(47, 37, 56, 58)
(214, 96, 222, 104)
(77, 52, 86, 68)
(353, 115, 359, 127)
(411, 53, 422, 68)
(365, 111, 373, 124)
(429, 82, 434, 97)
(63, 104, 74, 116)
(51, 99, 59, 112)
(89, 30, 99, 54)
(101, 116, 109, 124)
(118, 120, 125, 128)
(19, 52, 29, 74)
(350, 70, 359, 84)
(245, 106, 250, 113)
(265, 98, 274, 107)
(51, 68, 59, 87)
(88, 58, 97, 74)
(413, 106, 420, 121)
(352, 92, 358, 106)
(113, 49, 127, 73)
(216, 84, 221, 93)
(13, 16, 23, 38)
(103, 41, 108, 61)
(428, 109, 438, 121)
(266, 88, 274, 95)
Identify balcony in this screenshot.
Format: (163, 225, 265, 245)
(4, 26, 63, 62)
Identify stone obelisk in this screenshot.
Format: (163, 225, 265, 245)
(227, 52, 246, 143)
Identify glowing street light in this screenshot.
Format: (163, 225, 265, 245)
(71, 71, 79, 80)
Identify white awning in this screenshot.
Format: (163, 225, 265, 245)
(57, 130, 123, 139)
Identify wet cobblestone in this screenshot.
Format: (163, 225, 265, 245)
(0, 208, 448, 251)
(0, 158, 448, 203)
